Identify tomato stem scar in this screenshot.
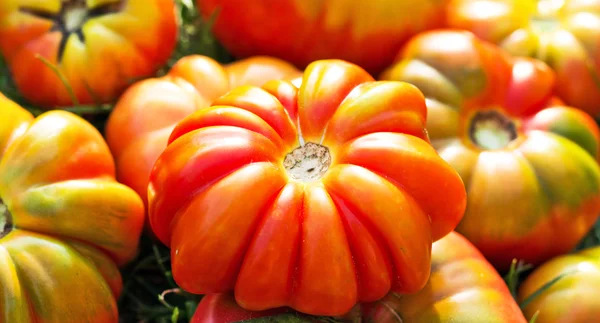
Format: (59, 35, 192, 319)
(0, 199, 13, 239)
(469, 110, 518, 150)
(283, 142, 331, 182)
(19, 0, 124, 62)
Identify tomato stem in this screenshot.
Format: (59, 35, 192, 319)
(469, 110, 518, 150)
(283, 142, 331, 182)
(0, 199, 13, 240)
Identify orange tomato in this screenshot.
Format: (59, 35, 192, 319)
(363, 232, 527, 322)
(105, 55, 301, 210)
(519, 245, 600, 323)
(380, 30, 600, 272)
(148, 59, 467, 316)
(0, 0, 178, 108)
(197, 0, 449, 74)
(447, 0, 600, 117)
(0, 92, 145, 322)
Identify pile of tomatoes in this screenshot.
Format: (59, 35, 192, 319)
(1, 0, 600, 322)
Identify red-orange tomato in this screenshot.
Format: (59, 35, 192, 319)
(446, 0, 600, 117)
(197, 0, 449, 74)
(148, 59, 467, 316)
(192, 232, 526, 323)
(105, 55, 301, 210)
(380, 30, 600, 271)
(0, 0, 178, 108)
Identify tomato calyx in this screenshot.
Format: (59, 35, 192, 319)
(468, 110, 518, 150)
(0, 199, 13, 239)
(283, 142, 331, 182)
(19, 0, 124, 62)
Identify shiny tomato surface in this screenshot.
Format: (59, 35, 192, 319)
(381, 30, 600, 272)
(519, 245, 600, 323)
(148, 60, 467, 316)
(447, 0, 600, 116)
(0, 93, 145, 322)
(363, 232, 527, 323)
(0, 0, 178, 108)
(197, 0, 449, 74)
(191, 232, 526, 323)
(105, 55, 301, 209)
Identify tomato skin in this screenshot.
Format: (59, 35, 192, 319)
(363, 232, 527, 323)
(148, 59, 467, 316)
(191, 294, 291, 323)
(0, 0, 178, 108)
(518, 246, 600, 323)
(192, 232, 525, 323)
(380, 30, 600, 272)
(197, 0, 449, 74)
(105, 55, 301, 209)
(447, 0, 600, 117)
(0, 93, 145, 322)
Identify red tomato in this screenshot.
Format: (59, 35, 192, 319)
(192, 232, 526, 323)
(148, 59, 467, 316)
(196, 0, 449, 74)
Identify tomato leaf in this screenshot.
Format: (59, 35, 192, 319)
(519, 270, 574, 309)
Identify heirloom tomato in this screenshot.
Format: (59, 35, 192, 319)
(0, 92, 145, 322)
(380, 30, 600, 272)
(446, 0, 600, 117)
(191, 293, 291, 323)
(363, 232, 527, 323)
(148, 59, 467, 316)
(191, 232, 526, 323)
(105, 55, 301, 209)
(0, 0, 178, 108)
(519, 246, 600, 323)
(197, 0, 449, 74)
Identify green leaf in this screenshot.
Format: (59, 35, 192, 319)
(171, 307, 180, 323)
(519, 271, 574, 310)
(528, 311, 540, 323)
(504, 258, 533, 299)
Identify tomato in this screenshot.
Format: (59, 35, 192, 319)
(197, 0, 449, 74)
(191, 232, 526, 323)
(363, 232, 526, 322)
(380, 30, 600, 272)
(446, 0, 600, 117)
(148, 59, 467, 316)
(518, 245, 600, 323)
(0, 0, 178, 108)
(191, 293, 291, 323)
(0, 92, 145, 322)
(105, 55, 301, 210)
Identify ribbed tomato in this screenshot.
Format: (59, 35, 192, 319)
(380, 30, 600, 272)
(447, 0, 600, 117)
(363, 232, 527, 323)
(0, 0, 178, 108)
(0, 93, 145, 322)
(148, 59, 467, 316)
(197, 0, 449, 74)
(191, 232, 526, 323)
(518, 245, 600, 323)
(105, 55, 301, 209)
